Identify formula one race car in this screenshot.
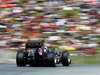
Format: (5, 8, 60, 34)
(16, 40, 71, 67)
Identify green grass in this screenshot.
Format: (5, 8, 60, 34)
(71, 54, 100, 64)
(70, 48, 100, 64)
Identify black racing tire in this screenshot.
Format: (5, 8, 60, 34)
(69, 58, 71, 64)
(16, 51, 26, 67)
(61, 52, 70, 66)
(29, 60, 35, 67)
(47, 53, 56, 67)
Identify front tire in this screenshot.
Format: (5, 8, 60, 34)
(61, 52, 70, 66)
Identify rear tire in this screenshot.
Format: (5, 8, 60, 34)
(29, 60, 35, 67)
(16, 51, 26, 67)
(47, 53, 56, 67)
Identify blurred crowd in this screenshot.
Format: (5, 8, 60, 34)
(0, 0, 100, 54)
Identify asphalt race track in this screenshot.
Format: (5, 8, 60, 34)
(0, 64, 100, 75)
(0, 49, 100, 75)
